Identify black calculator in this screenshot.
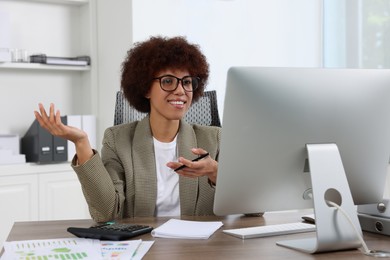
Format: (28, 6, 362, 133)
(67, 222, 153, 241)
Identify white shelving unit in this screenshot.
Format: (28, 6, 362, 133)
(0, 0, 98, 135)
(0, 0, 97, 248)
(0, 0, 134, 249)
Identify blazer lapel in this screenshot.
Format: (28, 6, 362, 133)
(132, 116, 157, 216)
(177, 120, 199, 215)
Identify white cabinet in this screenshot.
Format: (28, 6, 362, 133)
(39, 170, 89, 221)
(0, 173, 38, 248)
(0, 163, 90, 248)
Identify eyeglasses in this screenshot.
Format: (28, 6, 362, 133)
(153, 75, 200, 92)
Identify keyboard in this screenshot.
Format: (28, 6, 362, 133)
(223, 222, 316, 239)
(67, 222, 153, 241)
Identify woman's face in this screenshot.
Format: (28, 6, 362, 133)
(147, 68, 193, 122)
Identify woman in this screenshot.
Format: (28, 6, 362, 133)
(34, 36, 221, 222)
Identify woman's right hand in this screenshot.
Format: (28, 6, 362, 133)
(34, 103, 87, 144)
(34, 103, 94, 164)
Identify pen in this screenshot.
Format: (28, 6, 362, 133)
(174, 153, 210, 171)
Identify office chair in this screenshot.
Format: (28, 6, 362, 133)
(113, 90, 221, 127)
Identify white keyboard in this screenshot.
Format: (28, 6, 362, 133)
(223, 222, 316, 239)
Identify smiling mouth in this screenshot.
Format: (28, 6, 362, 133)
(169, 100, 186, 105)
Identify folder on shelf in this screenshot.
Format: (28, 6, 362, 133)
(30, 54, 91, 66)
(22, 119, 53, 163)
(22, 117, 68, 164)
(53, 117, 68, 162)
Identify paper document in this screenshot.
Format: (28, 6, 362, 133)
(151, 219, 223, 239)
(1, 238, 154, 260)
(2, 238, 101, 259)
(132, 241, 155, 260)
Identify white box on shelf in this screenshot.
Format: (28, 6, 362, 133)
(0, 134, 20, 155)
(0, 48, 11, 62)
(0, 149, 26, 165)
(65, 115, 96, 161)
(82, 115, 97, 149)
(66, 115, 82, 161)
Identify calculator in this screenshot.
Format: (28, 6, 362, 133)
(67, 222, 153, 241)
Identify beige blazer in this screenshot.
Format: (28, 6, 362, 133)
(72, 116, 221, 222)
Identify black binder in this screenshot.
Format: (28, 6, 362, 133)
(53, 116, 68, 162)
(22, 117, 68, 163)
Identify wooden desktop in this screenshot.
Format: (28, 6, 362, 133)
(2, 211, 390, 259)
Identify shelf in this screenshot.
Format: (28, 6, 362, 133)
(6, 0, 89, 6)
(0, 62, 90, 71)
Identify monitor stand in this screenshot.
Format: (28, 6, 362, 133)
(276, 143, 362, 253)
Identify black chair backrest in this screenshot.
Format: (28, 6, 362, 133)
(113, 90, 221, 127)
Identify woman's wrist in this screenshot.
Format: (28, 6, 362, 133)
(207, 160, 218, 185)
(74, 137, 94, 165)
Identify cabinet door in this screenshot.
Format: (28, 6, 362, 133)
(39, 171, 90, 221)
(0, 174, 38, 247)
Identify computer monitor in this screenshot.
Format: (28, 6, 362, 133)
(214, 67, 390, 254)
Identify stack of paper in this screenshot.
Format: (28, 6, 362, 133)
(151, 219, 223, 239)
(0, 149, 26, 165)
(1, 238, 154, 260)
(0, 134, 26, 165)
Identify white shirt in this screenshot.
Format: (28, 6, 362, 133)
(153, 136, 180, 217)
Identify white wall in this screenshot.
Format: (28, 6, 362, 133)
(0, 0, 323, 147)
(132, 0, 323, 118)
(95, 1, 133, 146)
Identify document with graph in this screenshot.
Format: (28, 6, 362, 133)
(1, 237, 154, 260)
(2, 238, 101, 259)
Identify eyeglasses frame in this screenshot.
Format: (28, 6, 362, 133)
(153, 74, 200, 92)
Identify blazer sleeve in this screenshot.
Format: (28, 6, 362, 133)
(71, 127, 128, 222)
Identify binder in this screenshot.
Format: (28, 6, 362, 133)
(22, 119, 53, 163)
(22, 117, 68, 163)
(53, 116, 68, 162)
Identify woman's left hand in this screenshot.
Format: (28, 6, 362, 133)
(166, 148, 218, 185)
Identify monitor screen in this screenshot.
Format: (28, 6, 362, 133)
(214, 67, 390, 216)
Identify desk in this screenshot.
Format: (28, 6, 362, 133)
(2, 211, 390, 259)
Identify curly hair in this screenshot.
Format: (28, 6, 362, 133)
(120, 36, 210, 113)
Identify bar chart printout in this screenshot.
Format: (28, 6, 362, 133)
(2, 238, 102, 260)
